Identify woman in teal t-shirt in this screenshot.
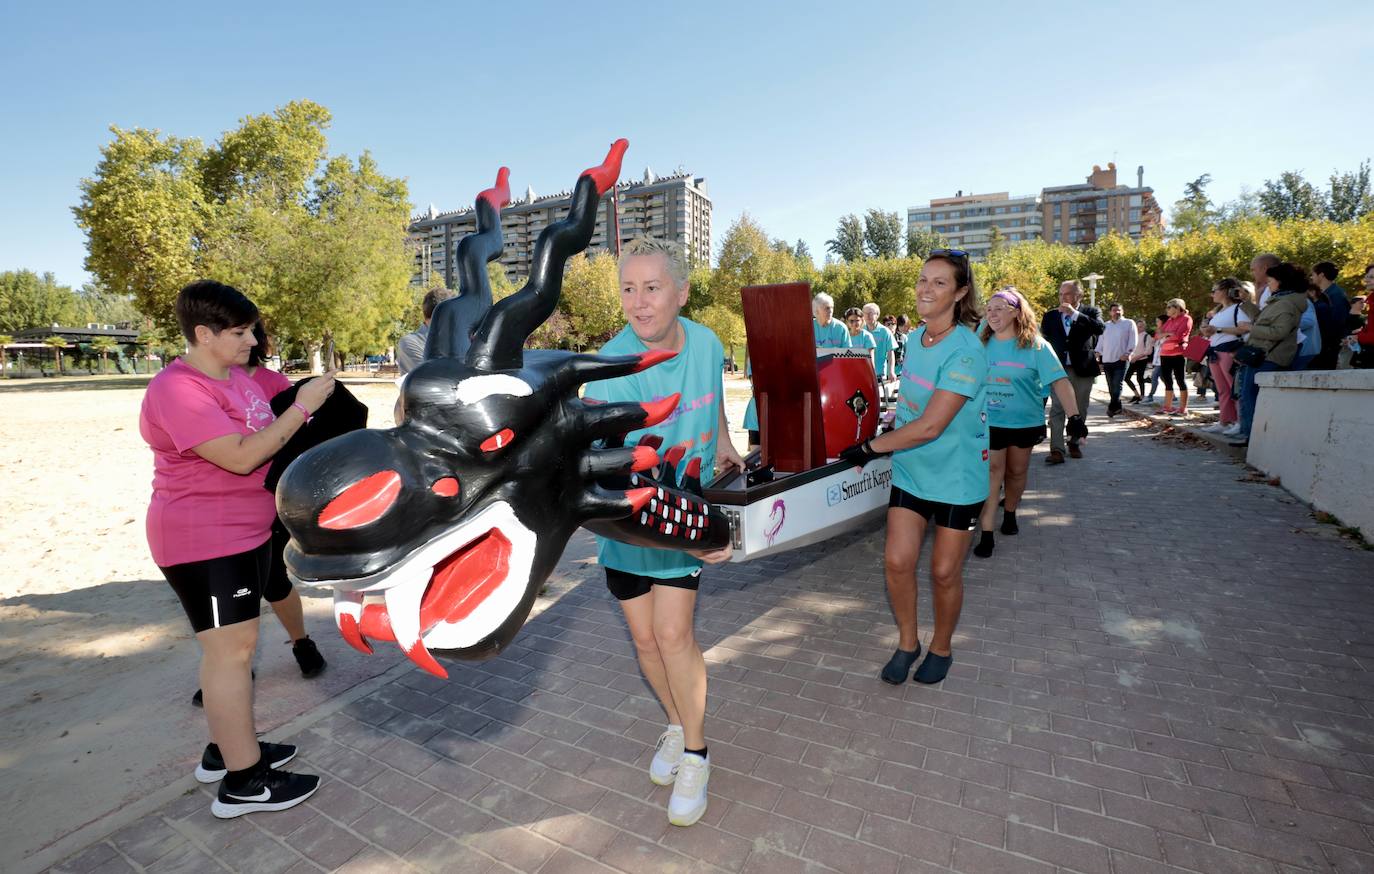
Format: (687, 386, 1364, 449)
(974, 288, 1086, 559)
(838, 250, 986, 687)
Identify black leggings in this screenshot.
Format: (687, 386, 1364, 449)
(1159, 355, 1187, 391)
(1125, 360, 1149, 395)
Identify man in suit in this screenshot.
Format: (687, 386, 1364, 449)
(1039, 280, 1104, 464)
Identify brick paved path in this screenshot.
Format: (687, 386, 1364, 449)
(51, 417, 1374, 873)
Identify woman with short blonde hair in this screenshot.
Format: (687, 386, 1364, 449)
(1156, 299, 1194, 415)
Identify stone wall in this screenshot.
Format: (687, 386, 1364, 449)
(1249, 369, 1374, 539)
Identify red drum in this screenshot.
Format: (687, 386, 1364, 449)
(817, 351, 878, 458)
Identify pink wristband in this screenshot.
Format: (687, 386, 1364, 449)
(291, 401, 312, 423)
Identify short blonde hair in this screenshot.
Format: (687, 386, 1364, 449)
(1165, 297, 1188, 312)
(813, 292, 835, 310)
(620, 237, 689, 286)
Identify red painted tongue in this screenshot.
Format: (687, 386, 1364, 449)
(357, 530, 513, 677)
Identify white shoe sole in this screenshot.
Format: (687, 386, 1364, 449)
(650, 769, 678, 787)
(195, 748, 297, 784)
(668, 797, 708, 827)
(210, 782, 318, 819)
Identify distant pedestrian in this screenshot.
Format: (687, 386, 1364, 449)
(1156, 298, 1193, 416)
(396, 286, 456, 375)
(1231, 262, 1308, 447)
(1097, 302, 1135, 416)
(1125, 319, 1151, 403)
(1038, 280, 1103, 462)
(1198, 278, 1254, 436)
(973, 288, 1086, 559)
(863, 302, 898, 388)
(1309, 261, 1350, 371)
(844, 307, 877, 367)
(813, 293, 852, 350)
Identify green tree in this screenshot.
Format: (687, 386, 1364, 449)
(1219, 187, 1263, 223)
(1259, 171, 1327, 221)
(1170, 173, 1218, 235)
(74, 100, 413, 371)
(905, 225, 948, 261)
(75, 282, 140, 326)
(826, 214, 865, 262)
(988, 225, 1007, 256)
(73, 128, 207, 328)
(559, 252, 622, 347)
(0, 270, 81, 332)
(90, 336, 120, 373)
(1328, 160, 1373, 223)
(863, 209, 904, 259)
(710, 214, 806, 311)
(794, 239, 813, 268)
(42, 335, 68, 374)
(694, 303, 747, 363)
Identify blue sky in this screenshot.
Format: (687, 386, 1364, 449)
(3, 1, 1371, 287)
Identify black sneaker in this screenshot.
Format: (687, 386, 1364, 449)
(195, 740, 297, 783)
(191, 670, 254, 707)
(211, 767, 320, 819)
(292, 637, 326, 678)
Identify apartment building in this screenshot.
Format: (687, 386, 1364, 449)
(1040, 163, 1163, 247)
(409, 169, 712, 287)
(907, 191, 1043, 261)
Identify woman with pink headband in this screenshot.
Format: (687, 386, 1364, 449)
(974, 287, 1086, 558)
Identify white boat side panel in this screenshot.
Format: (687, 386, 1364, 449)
(730, 458, 893, 562)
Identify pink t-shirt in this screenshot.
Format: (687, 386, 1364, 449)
(249, 366, 293, 400)
(140, 359, 278, 566)
(1159, 314, 1193, 356)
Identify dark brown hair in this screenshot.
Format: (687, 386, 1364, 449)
(923, 253, 982, 327)
(175, 280, 258, 344)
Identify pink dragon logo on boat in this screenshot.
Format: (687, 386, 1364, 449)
(764, 499, 786, 546)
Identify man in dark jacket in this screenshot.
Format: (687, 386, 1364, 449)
(1309, 261, 1350, 370)
(1040, 280, 1104, 463)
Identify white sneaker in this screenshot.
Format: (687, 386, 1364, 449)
(649, 725, 685, 786)
(667, 752, 709, 826)
(1222, 423, 1242, 436)
(1200, 423, 1225, 433)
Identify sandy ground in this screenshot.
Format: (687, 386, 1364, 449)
(0, 370, 755, 870)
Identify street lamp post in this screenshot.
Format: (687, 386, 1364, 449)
(1081, 273, 1104, 310)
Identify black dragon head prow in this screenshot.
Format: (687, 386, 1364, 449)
(276, 140, 728, 679)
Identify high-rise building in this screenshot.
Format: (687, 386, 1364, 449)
(409, 169, 711, 288)
(907, 191, 1043, 261)
(1040, 163, 1163, 247)
(907, 162, 1164, 261)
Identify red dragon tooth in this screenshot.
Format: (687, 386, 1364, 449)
(633, 348, 677, 372)
(337, 612, 373, 655)
(631, 446, 659, 472)
(664, 443, 687, 467)
(404, 641, 449, 679)
(639, 393, 680, 428)
(625, 487, 656, 513)
(685, 457, 702, 479)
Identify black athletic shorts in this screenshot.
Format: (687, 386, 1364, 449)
(160, 539, 271, 633)
(989, 425, 1046, 450)
(888, 485, 983, 532)
(605, 567, 702, 601)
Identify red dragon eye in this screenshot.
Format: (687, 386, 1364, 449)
(480, 428, 515, 452)
(431, 477, 459, 497)
(319, 470, 402, 530)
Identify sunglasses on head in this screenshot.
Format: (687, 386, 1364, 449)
(928, 248, 969, 260)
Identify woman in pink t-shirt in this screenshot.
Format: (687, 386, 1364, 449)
(140, 281, 335, 818)
(1155, 298, 1194, 416)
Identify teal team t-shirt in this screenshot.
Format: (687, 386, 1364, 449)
(814, 319, 852, 349)
(891, 325, 989, 506)
(869, 323, 896, 379)
(587, 317, 725, 579)
(982, 336, 1066, 428)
